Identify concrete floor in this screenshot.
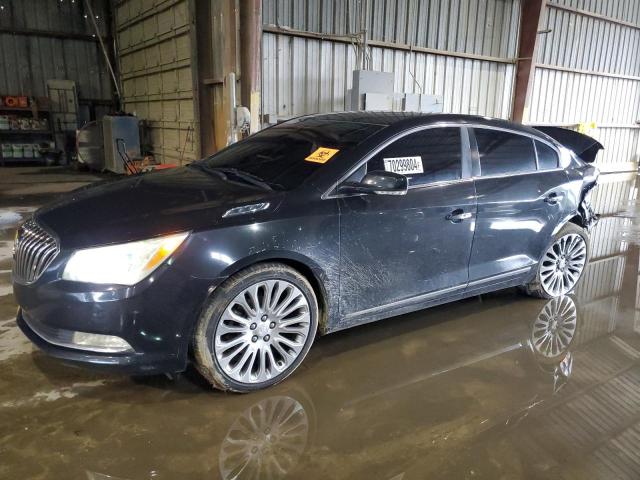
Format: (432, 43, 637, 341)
(1, 167, 640, 480)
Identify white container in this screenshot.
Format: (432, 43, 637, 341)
(32, 144, 41, 158)
(0, 115, 9, 130)
(2, 144, 12, 158)
(22, 144, 33, 158)
(12, 144, 23, 157)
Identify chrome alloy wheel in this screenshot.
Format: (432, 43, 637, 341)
(531, 296, 577, 358)
(214, 280, 312, 384)
(539, 233, 587, 296)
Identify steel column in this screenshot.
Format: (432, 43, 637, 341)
(239, 0, 262, 134)
(512, 0, 547, 123)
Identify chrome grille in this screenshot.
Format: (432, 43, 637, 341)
(13, 219, 59, 284)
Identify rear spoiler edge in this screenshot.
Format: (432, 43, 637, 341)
(531, 126, 604, 163)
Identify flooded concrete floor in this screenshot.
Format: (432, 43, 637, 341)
(1, 167, 640, 480)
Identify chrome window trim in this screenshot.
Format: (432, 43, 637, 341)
(468, 124, 560, 154)
(472, 166, 565, 181)
(470, 125, 551, 178)
(323, 123, 467, 200)
(407, 177, 473, 191)
(324, 122, 564, 199)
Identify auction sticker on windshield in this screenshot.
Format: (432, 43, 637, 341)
(305, 147, 340, 164)
(383, 156, 423, 175)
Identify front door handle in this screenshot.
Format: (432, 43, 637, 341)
(544, 192, 565, 205)
(446, 209, 473, 223)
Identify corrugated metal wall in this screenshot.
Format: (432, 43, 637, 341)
(261, 0, 521, 120)
(528, 1, 640, 172)
(0, 0, 112, 102)
(115, 0, 199, 164)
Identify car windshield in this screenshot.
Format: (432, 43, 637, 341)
(194, 118, 385, 190)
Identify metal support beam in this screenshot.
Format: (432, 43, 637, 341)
(195, 0, 215, 156)
(216, 0, 240, 149)
(547, 1, 640, 31)
(0, 27, 105, 42)
(196, 0, 240, 155)
(262, 25, 515, 65)
(512, 0, 547, 123)
(239, 0, 262, 134)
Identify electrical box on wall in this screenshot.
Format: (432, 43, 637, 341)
(349, 70, 443, 113)
(350, 70, 395, 110)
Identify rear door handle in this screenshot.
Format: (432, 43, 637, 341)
(446, 209, 472, 223)
(544, 192, 564, 205)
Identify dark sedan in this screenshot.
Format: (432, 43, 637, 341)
(12, 112, 600, 392)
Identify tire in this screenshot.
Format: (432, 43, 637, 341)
(522, 222, 589, 299)
(193, 262, 318, 392)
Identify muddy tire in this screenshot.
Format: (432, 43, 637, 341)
(521, 223, 589, 299)
(193, 262, 318, 392)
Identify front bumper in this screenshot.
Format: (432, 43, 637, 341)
(13, 253, 217, 375)
(17, 309, 179, 374)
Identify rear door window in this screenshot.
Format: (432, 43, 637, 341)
(366, 127, 462, 186)
(535, 140, 559, 170)
(474, 129, 537, 176)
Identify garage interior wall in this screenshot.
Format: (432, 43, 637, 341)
(527, 0, 640, 173)
(261, 0, 522, 121)
(114, 0, 199, 165)
(0, 0, 113, 120)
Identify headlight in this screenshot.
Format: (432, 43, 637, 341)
(62, 232, 189, 285)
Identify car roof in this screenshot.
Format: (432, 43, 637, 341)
(287, 111, 549, 140)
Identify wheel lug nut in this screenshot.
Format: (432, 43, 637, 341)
(269, 322, 276, 328)
(251, 335, 258, 342)
(264, 334, 270, 341)
(261, 314, 268, 321)
(250, 323, 257, 330)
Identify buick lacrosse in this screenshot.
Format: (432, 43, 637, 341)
(13, 112, 600, 392)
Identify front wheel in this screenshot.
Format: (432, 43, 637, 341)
(193, 263, 318, 392)
(522, 223, 589, 299)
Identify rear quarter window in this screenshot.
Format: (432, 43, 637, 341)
(535, 140, 559, 170)
(474, 129, 536, 176)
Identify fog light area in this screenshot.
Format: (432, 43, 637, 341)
(70, 332, 134, 353)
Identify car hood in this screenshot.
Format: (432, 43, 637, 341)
(35, 167, 283, 249)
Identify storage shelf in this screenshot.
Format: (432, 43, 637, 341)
(0, 129, 53, 135)
(0, 106, 49, 112)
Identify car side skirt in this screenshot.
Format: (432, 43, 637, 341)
(329, 266, 535, 333)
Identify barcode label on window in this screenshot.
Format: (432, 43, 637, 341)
(383, 156, 423, 175)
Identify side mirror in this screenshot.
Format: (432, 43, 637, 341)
(338, 170, 408, 196)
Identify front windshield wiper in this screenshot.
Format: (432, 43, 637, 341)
(189, 164, 273, 191)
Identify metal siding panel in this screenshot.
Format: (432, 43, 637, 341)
(263, 0, 522, 57)
(115, 0, 198, 164)
(0, 0, 111, 100)
(262, 32, 517, 120)
(529, 3, 640, 172)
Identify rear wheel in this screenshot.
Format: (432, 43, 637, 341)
(522, 223, 589, 299)
(193, 263, 318, 392)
